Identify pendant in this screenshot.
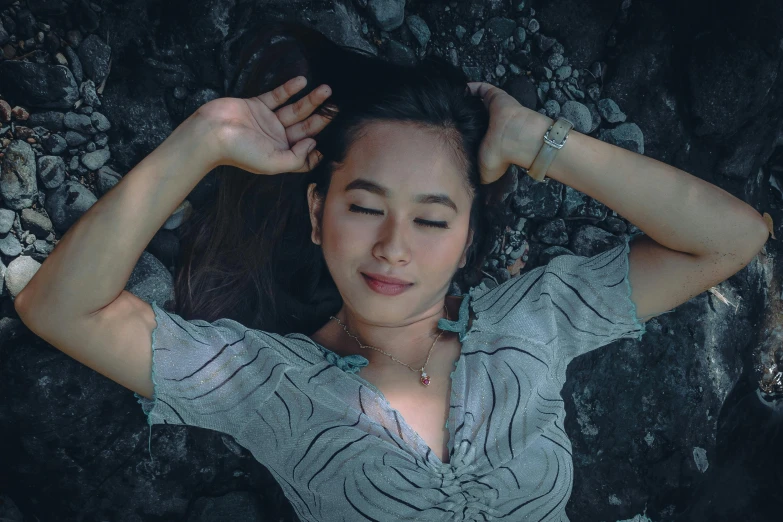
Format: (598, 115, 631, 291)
(420, 371, 431, 386)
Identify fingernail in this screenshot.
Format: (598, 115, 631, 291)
(307, 142, 316, 153)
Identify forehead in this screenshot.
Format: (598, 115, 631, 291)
(334, 122, 471, 205)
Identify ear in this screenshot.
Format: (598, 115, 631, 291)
(459, 228, 474, 269)
(307, 183, 323, 245)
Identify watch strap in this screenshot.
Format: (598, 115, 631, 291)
(527, 117, 575, 182)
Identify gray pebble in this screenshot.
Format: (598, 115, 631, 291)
(0, 232, 22, 256)
(547, 53, 564, 69)
(560, 100, 593, 133)
(405, 15, 431, 48)
(514, 27, 526, 45)
(0, 209, 15, 235)
(37, 155, 66, 189)
(93, 132, 108, 148)
(554, 65, 572, 80)
(64, 112, 93, 133)
(42, 133, 67, 155)
(597, 98, 627, 123)
(90, 111, 110, 132)
(65, 130, 88, 147)
(470, 28, 485, 46)
(80, 148, 110, 170)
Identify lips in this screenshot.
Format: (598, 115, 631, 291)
(361, 272, 413, 285)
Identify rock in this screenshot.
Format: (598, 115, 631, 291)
(597, 98, 627, 123)
(65, 130, 89, 147)
(90, 111, 110, 132)
(97, 165, 122, 195)
(367, 0, 405, 32)
(486, 17, 516, 41)
(0, 99, 11, 122)
(560, 100, 592, 133)
(0, 209, 14, 234)
(544, 99, 561, 119)
(44, 180, 98, 232)
(0, 140, 38, 210)
(80, 79, 101, 107)
(405, 15, 430, 48)
(0, 62, 79, 110)
(42, 133, 67, 155)
(514, 27, 527, 45)
(64, 112, 94, 133)
(77, 34, 112, 85)
(11, 106, 30, 121)
(385, 40, 416, 66)
(547, 53, 564, 69)
(693, 447, 709, 473)
(598, 122, 645, 154)
(36, 155, 66, 189)
(554, 65, 572, 80)
(80, 148, 111, 170)
(0, 232, 23, 256)
(470, 28, 485, 46)
(4, 255, 41, 297)
(20, 208, 53, 238)
(63, 45, 84, 84)
(527, 18, 540, 33)
(28, 111, 65, 131)
(313, 0, 377, 56)
(124, 250, 175, 307)
(455, 25, 466, 41)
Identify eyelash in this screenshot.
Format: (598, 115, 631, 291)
(349, 205, 449, 229)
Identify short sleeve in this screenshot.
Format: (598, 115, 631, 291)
(467, 233, 663, 364)
(134, 300, 315, 458)
(541, 235, 649, 361)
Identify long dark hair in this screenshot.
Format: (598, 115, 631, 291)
(173, 22, 498, 337)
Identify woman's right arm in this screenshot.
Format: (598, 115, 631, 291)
(13, 114, 220, 397)
(15, 113, 220, 322)
(14, 76, 332, 398)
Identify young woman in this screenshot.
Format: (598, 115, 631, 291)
(15, 22, 768, 522)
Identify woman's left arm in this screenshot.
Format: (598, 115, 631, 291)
(514, 111, 770, 258)
(467, 81, 770, 321)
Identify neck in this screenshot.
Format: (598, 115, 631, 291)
(331, 299, 451, 369)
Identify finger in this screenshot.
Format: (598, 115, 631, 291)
(290, 149, 324, 174)
(276, 84, 332, 127)
(268, 139, 318, 174)
(466, 82, 497, 110)
(285, 111, 335, 144)
(257, 76, 308, 111)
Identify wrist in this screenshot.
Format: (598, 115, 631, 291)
(176, 110, 225, 171)
(511, 112, 555, 171)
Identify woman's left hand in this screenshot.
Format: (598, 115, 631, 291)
(466, 81, 545, 185)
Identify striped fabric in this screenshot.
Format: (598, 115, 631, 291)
(135, 236, 649, 521)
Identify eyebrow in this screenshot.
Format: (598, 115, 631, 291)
(344, 178, 458, 212)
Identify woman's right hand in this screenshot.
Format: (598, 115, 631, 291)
(196, 76, 334, 175)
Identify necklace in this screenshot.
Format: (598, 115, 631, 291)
(330, 304, 449, 387)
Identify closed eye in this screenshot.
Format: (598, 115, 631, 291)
(349, 205, 449, 229)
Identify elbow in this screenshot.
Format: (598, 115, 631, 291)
(751, 217, 771, 253)
(13, 291, 27, 316)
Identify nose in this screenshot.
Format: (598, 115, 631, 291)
(372, 215, 412, 265)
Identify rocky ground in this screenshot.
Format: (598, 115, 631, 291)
(1, 0, 782, 521)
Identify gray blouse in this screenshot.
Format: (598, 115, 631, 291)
(135, 235, 653, 521)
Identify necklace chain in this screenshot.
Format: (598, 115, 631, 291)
(329, 304, 449, 387)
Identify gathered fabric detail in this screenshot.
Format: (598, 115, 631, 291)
(438, 292, 472, 342)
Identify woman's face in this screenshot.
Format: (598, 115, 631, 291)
(307, 121, 474, 325)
